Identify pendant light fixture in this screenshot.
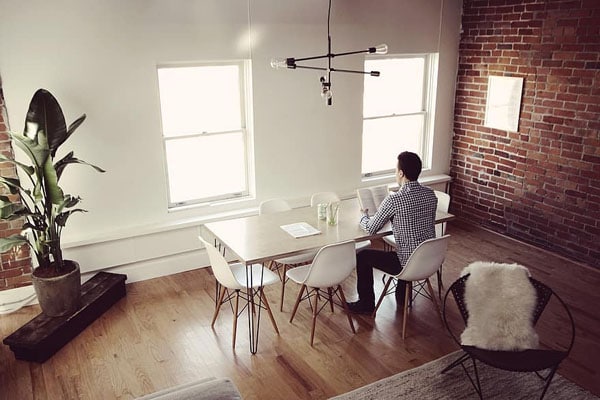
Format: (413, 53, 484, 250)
(270, 0, 387, 105)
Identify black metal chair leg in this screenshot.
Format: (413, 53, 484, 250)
(441, 351, 470, 374)
(539, 366, 559, 400)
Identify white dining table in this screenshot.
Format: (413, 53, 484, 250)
(201, 197, 454, 353)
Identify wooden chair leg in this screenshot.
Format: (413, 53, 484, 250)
(211, 285, 227, 327)
(338, 285, 356, 334)
(260, 288, 279, 334)
(290, 284, 306, 323)
(401, 282, 410, 340)
(232, 290, 240, 348)
(328, 287, 334, 312)
(425, 278, 443, 324)
(210, 285, 227, 328)
(310, 288, 319, 346)
(373, 276, 394, 317)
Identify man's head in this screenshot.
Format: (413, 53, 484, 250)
(396, 151, 422, 182)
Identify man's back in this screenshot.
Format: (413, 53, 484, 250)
(388, 181, 437, 265)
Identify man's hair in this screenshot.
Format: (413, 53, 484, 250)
(397, 152, 422, 181)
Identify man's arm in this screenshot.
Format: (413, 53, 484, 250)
(360, 195, 394, 234)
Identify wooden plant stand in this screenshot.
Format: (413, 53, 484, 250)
(3, 272, 127, 363)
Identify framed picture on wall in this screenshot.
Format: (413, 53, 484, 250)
(484, 75, 524, 132)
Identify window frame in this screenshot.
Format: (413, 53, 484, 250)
(361, 53, 438, 179)
(157, 60, 254, 209)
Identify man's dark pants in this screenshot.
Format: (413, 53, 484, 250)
(356, 249, 405, 307)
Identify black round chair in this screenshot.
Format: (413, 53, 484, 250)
(441, 273, 575, 400)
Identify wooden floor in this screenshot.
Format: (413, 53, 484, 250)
(1, 219, 599, 400)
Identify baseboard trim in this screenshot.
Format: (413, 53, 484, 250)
(1, 250, 210, 313)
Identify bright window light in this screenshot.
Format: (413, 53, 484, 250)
(157, 62, 252, 206)
(361, 55, 437, 178)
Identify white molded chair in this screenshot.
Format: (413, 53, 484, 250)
(383, 190, 450, 298)
(373, 235, 450, 339)
(199, 236, 279, 348)
(310, 192, 371, 252)
(259, 198, 318, 311)
(432, 190, 450, 297)
(286, 240, 357, 346)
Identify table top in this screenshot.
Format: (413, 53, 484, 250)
(202, 198, 454, 265)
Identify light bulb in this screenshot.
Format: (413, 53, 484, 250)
(270, 58, 287, 69)
(321, 88, 332, 100)
(374, 43, 388, 54)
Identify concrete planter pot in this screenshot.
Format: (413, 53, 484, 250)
(32, 260, 81, 317)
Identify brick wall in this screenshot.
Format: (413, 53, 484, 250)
(451, 0, 600, 268)
(0, 80, 33, 290)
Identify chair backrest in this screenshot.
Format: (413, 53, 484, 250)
(444, 273, 575, 354)
(259, 198, 292, 214)
(397, 235, 450, 282)
(310, 191, 340, 207)
(198, 236, 242, 289)
(303, 241, 356, 288)
(434, 190, 450, 237)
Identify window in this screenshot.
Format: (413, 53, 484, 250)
(157, 62, 253, 207)
(361, 54, 438, 178)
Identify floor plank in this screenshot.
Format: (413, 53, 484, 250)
(1, 219, 598, 399)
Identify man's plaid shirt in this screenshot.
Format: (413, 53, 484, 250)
(360, 181, 437, 266)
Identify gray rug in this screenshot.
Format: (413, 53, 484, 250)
(331, 351, 598, 400)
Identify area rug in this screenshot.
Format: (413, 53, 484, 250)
(331, 351, 598, 399)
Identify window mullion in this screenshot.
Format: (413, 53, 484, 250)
(364, 111, 426, 121)
(163, 129, 243, 141)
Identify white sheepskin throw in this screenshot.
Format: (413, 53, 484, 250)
(459, 261, 539, 351)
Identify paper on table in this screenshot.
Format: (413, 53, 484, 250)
(280, 222, 321, 238)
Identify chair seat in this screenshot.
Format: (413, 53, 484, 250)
(383, 234, 395, 247)
(230, 263, 280, 289)
(275, 249, 318, 265)
(355, 240, 371, 251)
(462, 346, 569, 372)
(285, 264, 311, 284)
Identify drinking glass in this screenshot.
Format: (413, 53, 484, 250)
(327, 202, 340, 226)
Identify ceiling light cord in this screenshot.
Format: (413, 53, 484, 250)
(324, 0, 333, 105)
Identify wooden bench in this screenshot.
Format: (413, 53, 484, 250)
(3, 272, 127, 363)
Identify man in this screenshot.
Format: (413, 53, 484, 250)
(347, 151, 437, 314)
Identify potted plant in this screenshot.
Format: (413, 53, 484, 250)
(0, 88, 104, 316)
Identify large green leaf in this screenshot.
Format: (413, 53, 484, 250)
(12, 131, 51, 203)
(0, 234, 28, 253)
(11, 131, 50, 172)
(42, 151, 64, 205)
(0, 200, 25, 220)
(55, 194, 80, 215)
(0, 152, 35, 176)
(63, 114, 86, 150)
(54, 151, 106, 180)
(0, 176, 22, 195)
(25, 89, 68, 157)
(56, 209, 87, 227)
(63, 194, 81, 208)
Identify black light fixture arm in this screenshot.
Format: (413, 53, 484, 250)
(270, 0, 387, 105)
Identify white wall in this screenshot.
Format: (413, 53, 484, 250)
(0, 0, 462, 282)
